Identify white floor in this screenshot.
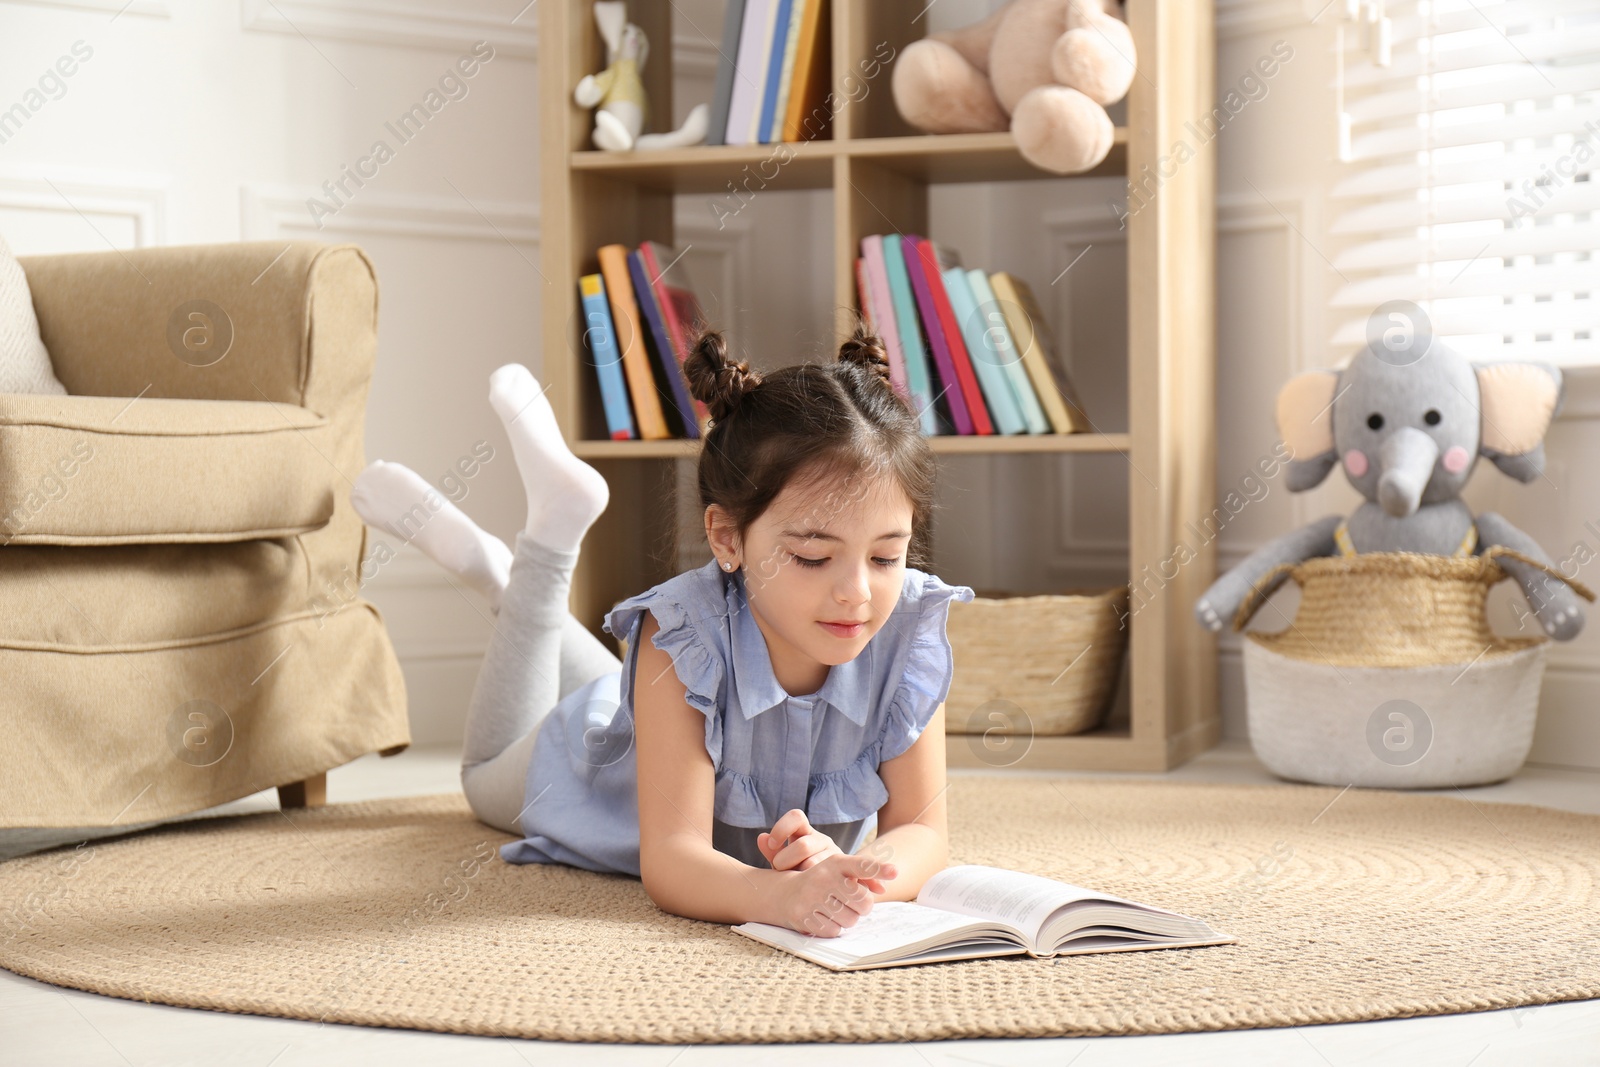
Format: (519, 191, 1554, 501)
(3, 740, 1599, 1067)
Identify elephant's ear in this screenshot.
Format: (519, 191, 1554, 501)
(1275, 369, 1340, 490)
(1478, 361, 1562, 482)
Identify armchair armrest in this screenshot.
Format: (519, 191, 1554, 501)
(16, 240, 379, 417)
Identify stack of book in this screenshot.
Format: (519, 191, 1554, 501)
(577, 234, 1094, 442)
(706, 0, 832, 146)
(856, 234, 1093, 436)
(579, 242, 712, 441)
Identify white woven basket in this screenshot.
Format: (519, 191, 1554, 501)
(1242, 638, 1548, 788)
(1234, 548, 1591, 789)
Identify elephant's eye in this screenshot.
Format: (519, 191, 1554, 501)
(1424, 409, 1442, 425)
(1367, 413, 1384, 431)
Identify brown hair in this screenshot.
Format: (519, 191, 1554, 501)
(682, 315, 937, 568)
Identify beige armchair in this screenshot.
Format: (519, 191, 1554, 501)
(0, 240, 409, 828)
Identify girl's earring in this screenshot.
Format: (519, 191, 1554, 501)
(723, 559, 736, 571)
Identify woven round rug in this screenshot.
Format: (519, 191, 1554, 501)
(2, 777, 1597, 1043)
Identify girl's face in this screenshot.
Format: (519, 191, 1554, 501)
(708, 468, 914, 697)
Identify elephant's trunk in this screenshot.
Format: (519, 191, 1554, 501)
(1377, 426, 1440, 517)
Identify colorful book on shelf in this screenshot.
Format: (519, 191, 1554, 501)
(705, 0, 747, 146)
(854, 242, 909, 401)
(663, 286, 713, 435)
(725, 0, 776, 147)
(626, 247, 696, 438)
(781, 0, 831, 141)
(942, 265, 1027, 435)
(880, 234, 941, 435)
(906, 235, 994, 435)
(921, 239, 997, 435)
(755, 0, 796, 144)
(967, 268, 1050, 434)
(900, 236, 970, 433)
(662, 290, 714, 435)
(989, 271, 1094, 434)
(663, 285, 713, 430)
(852, 254, 897, 394)
(855, 254, 872, 326)
(638, 240, 712, 436)
(851, 257, 876, 382)
(765, 0, 805, 142)
(578, 273, 637, 441)
(596, 243, 671, 440)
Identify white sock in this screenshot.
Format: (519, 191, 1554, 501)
(487, 364, 610, 554)
(350, 459, 513, 610)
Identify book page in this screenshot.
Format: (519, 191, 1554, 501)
(734, 901, 1011, 965)
(916, 865, 1114, 943)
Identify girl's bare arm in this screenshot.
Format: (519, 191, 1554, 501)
(633, 609, 794, 925)
(857, 702, 952, 903)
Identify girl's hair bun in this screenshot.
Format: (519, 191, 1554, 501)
(838, 324, 892, 388)
(684, 327, 762, 423)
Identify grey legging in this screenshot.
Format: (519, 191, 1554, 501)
(458, 531, 622, 835)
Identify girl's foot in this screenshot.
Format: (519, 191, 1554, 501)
(350, 459, 513, 610)
(488, 363, 610, 554)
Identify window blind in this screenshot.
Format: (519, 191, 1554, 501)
(1330, 0, 1600, 367)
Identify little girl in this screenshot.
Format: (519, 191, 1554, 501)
(349, 322, 973, 938)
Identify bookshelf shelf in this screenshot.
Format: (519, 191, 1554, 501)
(569, 129, 1129, 191)
(924, 431, 1133, 455)
(539, 0, 1218, 773)
(571, 432, 1136, 461)
(946, 720, 1138, 772)
(844, 130, 1128, 184)
(569, 139, 836, 192)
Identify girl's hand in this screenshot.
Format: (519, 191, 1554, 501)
(774, 852, 899, 938)
(757, 809, 837, 871)
(758, 809, 889, 894)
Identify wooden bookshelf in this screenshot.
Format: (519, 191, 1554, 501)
(537, 0, 1218, 772)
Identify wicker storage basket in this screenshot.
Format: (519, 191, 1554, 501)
(1235, 547, 1594, 788)
(943, 587, 1129, 737)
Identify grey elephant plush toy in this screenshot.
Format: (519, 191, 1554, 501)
(1196, 339, 1586, 640)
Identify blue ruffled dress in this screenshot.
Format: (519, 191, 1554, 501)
(497, 558, 974, 876)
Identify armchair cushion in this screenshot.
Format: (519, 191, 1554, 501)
(0, 393, 333, 545)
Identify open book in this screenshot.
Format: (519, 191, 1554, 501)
(732, 864, 1237, 971)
